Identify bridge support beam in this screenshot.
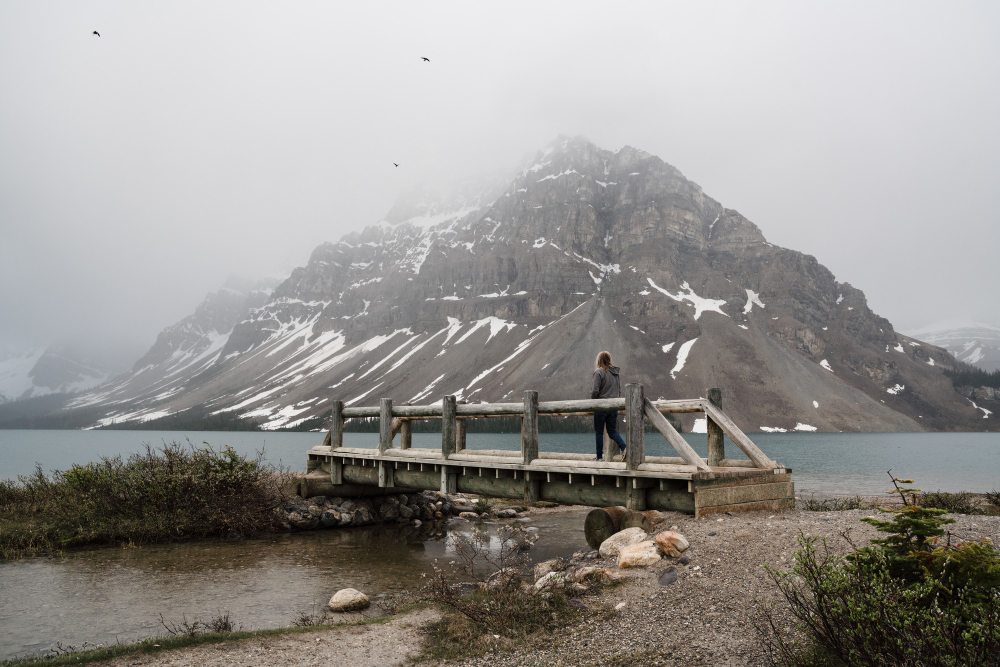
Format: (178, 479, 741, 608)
(707, 388, 724, 467)
(522, 390, 539, 464)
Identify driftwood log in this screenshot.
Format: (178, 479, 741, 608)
(583, 506, 655, 549)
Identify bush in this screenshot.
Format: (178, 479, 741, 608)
(758, 475, 1000, 666)
(920, 490, 986, 515)
(0, 442, 293, 559)
(422, 525, 581, 660)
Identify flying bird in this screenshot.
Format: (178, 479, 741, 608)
(421, 57, 429, 62)
(93, 30, 100, 37)
(393, 163, 399, 167)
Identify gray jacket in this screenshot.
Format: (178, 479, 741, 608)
(591, 366, 621, 400)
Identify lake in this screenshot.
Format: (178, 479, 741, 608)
(1, 428, 998, 495)
(1, 428, 997, 660)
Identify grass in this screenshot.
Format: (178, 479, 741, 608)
(800, 495, 876, 512)
(0, 610, 404, 667)
(0, 441, 294, 560)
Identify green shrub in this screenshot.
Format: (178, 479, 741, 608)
(0, 442, 292, 559)
(759, 474, 1000, 666)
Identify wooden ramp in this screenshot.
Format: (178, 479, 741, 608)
(304, 385, 794, 518)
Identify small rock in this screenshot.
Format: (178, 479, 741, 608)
(516, 517, 532, 523)
(568, 598, 588, 609)
(654, 531, 690, 557)
(534, 558, 568, 581)
(496, 508, 518, 519)
(617, 541, 662, 568)
(533, 571, 566, 592)
(708, 531, 717, 537)
(452, 504, 475, 514)
(319, 510, 341, 528)
(413, 519, 422, 527)
(598, 527, 648, 559)
(328, 588, 370, 612)
(289, 512, 320, 530)
(678, 555, 691, 566)
(459, 511, 480, 520)
(507, 505, 527, 513)
(533, 501, 559, 508)
(569, 583, 589, 594)
(614, 602, 627, 611)
(658, 566, 678, 586)
(564, 566, 599, 583)
(340, 500, 356, 513)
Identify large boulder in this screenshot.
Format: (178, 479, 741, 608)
(328, 588, 370, 612)
(618, 541, 662, 568)
(598, 526, 648, 559)
(654, 531, 690, 557)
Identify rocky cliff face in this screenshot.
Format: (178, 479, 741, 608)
(69, 137, 990, 432)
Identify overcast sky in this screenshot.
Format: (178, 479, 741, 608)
(2, 1, 998, 364)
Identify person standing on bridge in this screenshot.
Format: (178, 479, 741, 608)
(591, 351, 627, 461)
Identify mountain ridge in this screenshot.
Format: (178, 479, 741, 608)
(41, 136, 994, 432)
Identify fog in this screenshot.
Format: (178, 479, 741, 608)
(2, 1, 998, 366)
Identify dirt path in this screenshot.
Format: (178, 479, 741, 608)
(95, 608, 441, 667)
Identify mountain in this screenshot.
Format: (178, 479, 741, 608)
(58, 136, 991, 432)
(0, 344, 112, 402)
(907, 320, 1000, 372)
(67, 276, 280, 426)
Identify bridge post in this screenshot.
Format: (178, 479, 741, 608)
(379, 398, 393, 453)
(456, 399, 467, 452)
(442, 395, 457, 458)
(330, 400, 344, 449)
(707, 388, 724, 467)
(624, 383, 646, 510)
(624, 384, 645, 471)
(523, 471, 540, 504)
(522, 390, 539, 465)
(400, 401, 412, 449)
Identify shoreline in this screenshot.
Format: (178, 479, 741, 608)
(4, 501, 999, 666)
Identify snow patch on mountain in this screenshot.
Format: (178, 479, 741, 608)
(647, 279, 728, 320)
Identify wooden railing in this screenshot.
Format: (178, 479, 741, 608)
(321, 384, 777, 473)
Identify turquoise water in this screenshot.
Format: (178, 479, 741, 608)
(1, 429, 998, 495)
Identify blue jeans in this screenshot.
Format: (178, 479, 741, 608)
(594, 410, 626, 459)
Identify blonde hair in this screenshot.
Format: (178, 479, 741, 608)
(596, 351, 613, 371)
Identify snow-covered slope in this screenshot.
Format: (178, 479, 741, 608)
(907, 320, 1000, 372)
(62, 136, 989, 432)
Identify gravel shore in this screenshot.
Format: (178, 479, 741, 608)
(455, 506, 1000, 667)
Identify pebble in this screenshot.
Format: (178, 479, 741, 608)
(658, 566, 678, 586)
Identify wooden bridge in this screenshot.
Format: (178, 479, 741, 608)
(303, 384, 794, 517)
